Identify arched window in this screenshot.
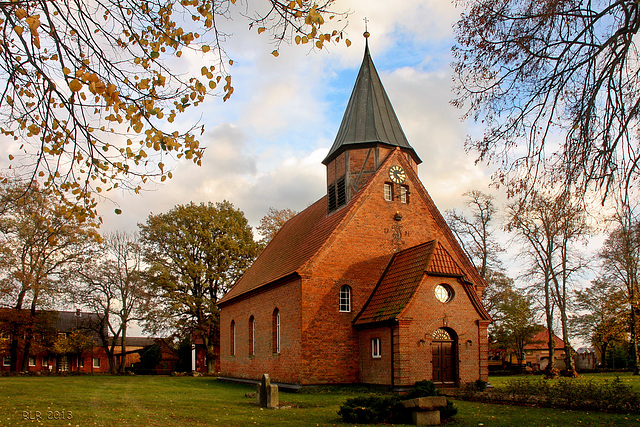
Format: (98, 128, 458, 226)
(249, 315, 255, 356)
(339, 285, 352, 312)
(230, 320, 236, 356)
(272, 308, 280, 354)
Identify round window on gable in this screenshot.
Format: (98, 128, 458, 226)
(434, 284, 453, 303)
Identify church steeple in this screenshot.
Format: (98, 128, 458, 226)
(324, 36, 421, 214)
(322, 38, 421, 166)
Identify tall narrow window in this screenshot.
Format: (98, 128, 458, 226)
(249, 316, 255, 356)
(230, 320, 236, 356)
(384, 183, 393, 201)
(272, 308, 280, 354)
(339, 285, 352, 312)
(400, 185, 409, 203)
(371, 338, 381, 358)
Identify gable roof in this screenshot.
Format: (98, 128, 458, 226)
(354, 241, 467, 326)
(525, 328, 566, 351)
(322, 42, 420, 166)
(218, 195, 354, 305)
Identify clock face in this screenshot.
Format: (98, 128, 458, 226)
(388, 165, 406, 184)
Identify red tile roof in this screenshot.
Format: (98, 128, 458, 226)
(525, 329, 566, 350)
(354, 241, 465, 326)
(218, 196, 352, 305)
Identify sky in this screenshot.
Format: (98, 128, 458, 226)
(92, 0, 496, 236)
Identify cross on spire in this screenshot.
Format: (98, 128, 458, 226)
(363, 17, 370, 38)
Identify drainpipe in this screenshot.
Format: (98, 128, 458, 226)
(389, 326, 394, 387)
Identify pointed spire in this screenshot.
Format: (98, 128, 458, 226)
(322, 35, 420, 165)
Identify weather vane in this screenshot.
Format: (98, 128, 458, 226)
(363, 17, 370, 38)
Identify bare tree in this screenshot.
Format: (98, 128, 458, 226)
(71, 231, 150, 374)
(507, 189, 589, 372)
(446, 190, 502, 279)
(453, 0, 640, 202)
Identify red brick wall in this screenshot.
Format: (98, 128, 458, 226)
(394, 275, 487, 386)
(220, 149, 489, 385)
(219, 278, 303, 384)
(358, 326, 393, 385)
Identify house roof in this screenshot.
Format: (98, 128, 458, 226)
(354, 241, 466, 326)
(218, 195, 354, 305)
(525, 329, 566, 350)
(322, 42, 420, 166)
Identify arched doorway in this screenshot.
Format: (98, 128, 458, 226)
(431, 328, 457, 385)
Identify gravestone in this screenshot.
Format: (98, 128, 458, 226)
(256, 373, 279, 409)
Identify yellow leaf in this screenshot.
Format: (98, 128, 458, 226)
(271, 50, 279, 57)
(229, 59, 234, 66)
(202, 45, 210, 53)
(15, 9, 27, 20)
(8, 154, 14, 160)
(258, 27, 266, 34)
(68, 79, 82, 92)
(63, 67, 71, 75)
(295, 35, 301, 45)
(14, 26, 23, 36)
(346, 39, 352, 47)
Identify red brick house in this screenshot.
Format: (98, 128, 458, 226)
(218, 40, 491, 387)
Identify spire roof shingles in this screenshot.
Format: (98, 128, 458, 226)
(322, 42, 421, 165)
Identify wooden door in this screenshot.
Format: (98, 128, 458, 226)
(432, 329, 456, 385)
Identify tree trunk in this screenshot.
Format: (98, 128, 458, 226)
(631, 304, 640, 375)
(544, 277, 555, 370)
(118, 324, 127, 374)
(560, 310, 575, 372)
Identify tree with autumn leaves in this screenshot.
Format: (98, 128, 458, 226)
(139, 200, 259, 373)
(0, 179, 101, 372)
(0, 1, 349, 218)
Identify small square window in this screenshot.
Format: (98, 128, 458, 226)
(93, 358, 101, 368)
(28, 357, 36, 367)
(384, 183, 393, 202)
(2, 356, 10, 366)
(371, 338, 381, 358)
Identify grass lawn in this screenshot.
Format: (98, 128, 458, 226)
(0, 375, 637, 426)
(489, 371, 640, 391)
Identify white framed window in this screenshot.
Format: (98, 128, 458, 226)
(371, 338, 381, 358)
(77, 358, 84, 368)
(384, 183, 393, 201)
(272, 309, 280, 354)
(93, 357, 101, 368)
(28, 356, 36, 367)
(400, 186, 409, 204)
(42, 357, 49, 367)
(339, 285, 352, 312)
(2, 355, 10, 366)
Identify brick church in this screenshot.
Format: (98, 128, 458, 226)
(218, 38, 491, 387)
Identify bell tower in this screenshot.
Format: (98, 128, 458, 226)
(323, 33, 421, 214)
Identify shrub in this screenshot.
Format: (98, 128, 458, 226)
(466, 379, 487, 392)
(337, 395, 400, 424)
(502, 376, 640, 413)
(405, 380, 439, 399)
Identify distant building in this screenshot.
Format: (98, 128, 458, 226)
(217, 39, 491, 387)
(0, 309, 176, 374)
